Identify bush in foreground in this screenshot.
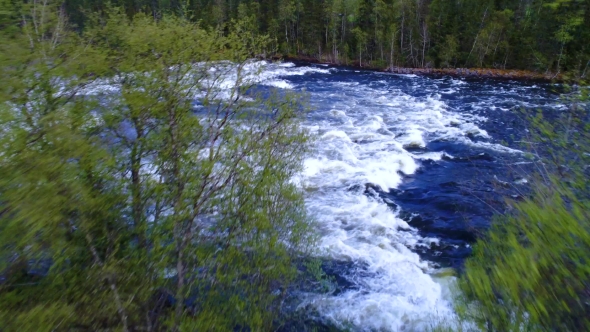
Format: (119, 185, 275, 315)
(456, 86, 590, 331)
(0, 3, 313, 331)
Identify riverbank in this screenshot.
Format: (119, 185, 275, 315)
(280, 55, 562, 82)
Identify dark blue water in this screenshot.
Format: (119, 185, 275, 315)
(257, 62, 564, 331)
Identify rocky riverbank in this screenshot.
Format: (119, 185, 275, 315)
(385, 66, 561, 81)
(279, 55, 562, 82)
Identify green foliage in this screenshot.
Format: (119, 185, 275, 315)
(32, 0, 587, 73)
(304, 258, 335, 293)
(0, 3, 314, 331)
(439, 35, 459, 68)
(455, 85, 590, 331)
(457, 187, 590, 331)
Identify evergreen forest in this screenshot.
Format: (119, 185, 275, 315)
(64, 0, 590, 74)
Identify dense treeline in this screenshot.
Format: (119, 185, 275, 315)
(60, 0, 590, 74)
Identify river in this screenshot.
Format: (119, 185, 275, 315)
(252, 61, 564, 331)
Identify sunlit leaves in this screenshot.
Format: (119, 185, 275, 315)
(0, 5, 314, 331)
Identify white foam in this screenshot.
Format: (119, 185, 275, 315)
(77, 60, 545, 331)
(270, 61, 552, 329)
(80, 61, 329, 100)
(464, 140, 523, 154)
(279, 62, 296, 68)
(287, 74, 469, 329)
(395, 74, 419, 78)
(441, 88, 458, 94)
(263, 79, 294, 89)
(302, 189, 455, 330)
(412, 152, 448, 161)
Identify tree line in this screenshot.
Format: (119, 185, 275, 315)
(60, 0, 590, 74)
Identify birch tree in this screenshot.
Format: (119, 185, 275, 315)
(0, 5, 314, 331)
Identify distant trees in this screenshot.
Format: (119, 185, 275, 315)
(0, 2, 313, 330)
(85, 0, 585, 74)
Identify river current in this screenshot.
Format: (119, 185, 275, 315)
(83, 60, 563, 330)
(252, 61, 564, 331)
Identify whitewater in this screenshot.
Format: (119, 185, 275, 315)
(81, 60, 562, 331)
(251, 61, 563, 331)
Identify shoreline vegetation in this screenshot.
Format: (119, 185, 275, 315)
(60, 0, 590, 83)
(0, 8, 318, 331)
(1, 0, 589, 329)
(280, 54, 564, 82)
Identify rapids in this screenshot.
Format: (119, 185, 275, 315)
(82, 60, 563, 330)
(255, 61, 564, 331)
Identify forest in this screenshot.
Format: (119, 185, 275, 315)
(60, 0, 590, 75)
(1, 0, 590, 331)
